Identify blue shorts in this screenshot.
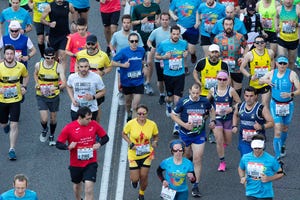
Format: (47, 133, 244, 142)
(179, 130, 206, 147)
(270, 99, 294, 125)
(238, 139, 252, 157)
(182, 27, 199, 45)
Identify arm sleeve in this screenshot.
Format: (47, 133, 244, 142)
(56, 141, 68, 150)
(156, 166, 165, 182)
(99, 135, 109, 146)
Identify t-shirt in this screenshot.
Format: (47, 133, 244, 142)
(67, 71, 105, 112)
(1, 189, 38, 200)
(123, 118, 158, 160)
(148, 26, 170, 62)
(68, 0, 90, 9)
(57, 120, 107, 167)
(76, 49, 111, 72)
(99, 0, 121, 13)
(212, 17, 247, 36)
(110, 30, 144, 53)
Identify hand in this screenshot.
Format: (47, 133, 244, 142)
(260, 174, 269, 183)
(208, 121, 216, 129)
(68, 142, 77, 150)
(71, 99, 79, 107)
(123, 61, 130, 68)
(172, 15, 178, 22)
(187, 173, 195, 182)
(183, 50, 188, 58)
(49, 21, 56, 28)
(162, 180, 169, 188)
(240, 176, 246, 185)
(93, 143, 101, 150)
(280, 92, 291, 99)
(164, 52, 171, 59)
(253, 121, 263, 131)
(232, 126, 238, 134)
(184, 122, 194, 131)
(21, 87, 27, 95)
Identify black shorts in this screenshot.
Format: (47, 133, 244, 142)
(129, 156, 151, 170)
(69, 162, 98, 184)
(36, 95, 60, 112)
(278, 38, 299, 50)
(264, 31, 277, 43)
(164, 74, 185, 97)
(182, 27, 199, 45)
(49, 35, 68, 51)
(101, 11, 120, 27)
(200, 35, 212, 46)
(71, 110, 98, 121)
(155, 62, 164, 82)
(122, 84, 144, 95)
(74, 7, 90, 13)
(0, 102, 21, 123)
(97, 96, 105, 106)
(256, 85, 271, 94)
(231, 72, 243, 83)
(34, 22, 50, 36)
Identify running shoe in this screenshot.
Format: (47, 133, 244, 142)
(185, 67, 190, 75)
(295, 57, 300, 68)
(173, 123, 179, 136)
(49, 135, 56, 146)
(144, 83, 154, 95)
(3, 122, 10, 134)
(280, 145, 286, 158)
(131, 181, 138, 189)
(137, 195, 144, 200)
(208, 131, 216, 144)
(106, 46, 111, 57)
(158, 95, 165, 105)
(40, 127, 48, 143)
(118, 92, 125, 106)
(218, 161, 226, 172)
(191, 187, 202, 197)
(127, 111, 132, 122)
(166, 103, 172, 117)
(191, 54, 197, 63)
(8, 149, 17, 160)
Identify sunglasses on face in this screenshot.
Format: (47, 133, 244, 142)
(10, 29, 19, 33)
(172, 149, 183, 152)
(255, 41, 265, 45)
(137, 112, 147, 116)
(129, 40, 139, 43)
(278, 62, 288, 65)
(217, 78, 227, 81)
(45, 56, 55, 60)
(86, 42, 96, 46)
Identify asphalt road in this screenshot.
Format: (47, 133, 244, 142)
(0, 0, 300, 199)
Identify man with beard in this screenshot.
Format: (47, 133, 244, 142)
(0, 45, 29, 160)
(76, 35, 111, 123)
(214, 17, 247, 97)
(41, 0, 76, 71)
(66, 58, 106, 121)
(155, 25, 188, 133)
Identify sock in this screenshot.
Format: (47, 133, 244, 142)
(193, 182, 199, 188)
(139, 189, 144, 196)
(280, 131, 288, 146)
(219, 157, 225, 162)
(41, 122, 48, 130)
(273, 137, 281, 159)
(236, 89, 242, 96)
(160, 93, 165, 96)
(38, 43, 45, 57)
(50, 123, 57, 135)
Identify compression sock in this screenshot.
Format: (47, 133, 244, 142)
(50, 123, 57, 135)
(38, 43, 45, 57)
(41, 122, 48, 130)
(273, 137, 281, 159)
(139, 189, 144, 196)
(280, 131, 288, 146)
(236, 89, 242, 97)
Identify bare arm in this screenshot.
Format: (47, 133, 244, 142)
(239, 51, 252, 78)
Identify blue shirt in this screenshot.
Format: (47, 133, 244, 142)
(0, 7, 32, 35)
(198, 2, 225, 37)
(159, 157, 194, 192)
(169, 0, 201, 28)
(148, 27, 170, 62)
(212, 17, 247, 36)
(1, 189, 38, 200)
(271, 69, 293, 102)
(239, 151, 280, 198)
(113, 46, 145, 87)
(110, 30, 144, 53)
(68, 0, 90, 9)
(156, 39, 188, 76)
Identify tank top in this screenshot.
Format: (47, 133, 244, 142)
(213, 85, 233, 120)
(36, 61, 60, 98)
(249, 48, 271, 89)
(279, 5, 298, 42)
(49, 1, 70, 37)
(271, 69, 293, 102)
(32, 0, 54, 22)
(258, 0, 277, 32)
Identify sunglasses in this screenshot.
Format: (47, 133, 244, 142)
(129, 40, 139, 43)
(86, 42, 96, 46)
(78, 65, 89, 68)
(10, 29, 19, 33)
(217, 78, 227, 81)
(278, 62, 287, 65)
(255, 41, 265, 45)
(254, 148, 263, 150)
(137, 112, 147, 116)
(45, 56, 55, 60)
(172, 149, 183, 152)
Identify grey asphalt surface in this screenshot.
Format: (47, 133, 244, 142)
(1, 0, 300, 199)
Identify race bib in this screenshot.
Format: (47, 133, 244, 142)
(40, 83, 54, 97)
(160, 186, 176, 200)
(262, 18, 273, 29)
(3, 85, 18, 99)
(141, 22, 154, 33)
(216, 102, 230, 116)
(37, 2, 49, 13)
(204, 78, 217, 89)
(275, 102, 290, 116)
(282, 21, 296, 34)
(254, 66, 268, 78)
(247, 162, 264, 179)
(169, 58, 182, 70)
(77, 148, 93, 160)
(77, 95, 90, 107)
(127, 70, 142, 79)
(136, 144, 150, 156)
(223, 58, 236, 71)
(204, 21, 214, 34)
(242, 129, 257, 142)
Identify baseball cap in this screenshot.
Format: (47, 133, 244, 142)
(276, 56, 288, 64)
(44, 47, 55, 56)
(9, 20, 21, 29)
(208, 44, 220, 52)
(86, 34, 97, 44)
(217, 71, 228, 79)
(247, 3, 255, 11)
(251, 139, 264, 149)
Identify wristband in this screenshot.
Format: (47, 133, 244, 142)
(210, 119, 216, 124)
(232, 125, 238, 128)
(22, 85, 27, 90)
(92, 95, 96, 100)
(291, 92, 295, 98)
(129, 143, 135, 149)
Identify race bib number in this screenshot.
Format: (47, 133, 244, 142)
(204, 78, 217, 89)
(77, 148, 93, 160)
(223, 58, 236, 71)
(40, 83, 54, 97)
(3, 85, 18, 99)
(204, 21, 214, 34)
(136, 144, 150, 156)
(216, 102, 230, 116)
(242, 129, 257, 142)
(169, 58, 182, 70)
(77, 95, 90, 107)
(221, 1, 234, 7)
(37, 2, 49, 13)
(275, 102, 290, 116)
(188, 113, 203, 134)
(282, 21, 296, 34)
(262, 18, 273, 29)
(127, 70, 142, 78)
(247, 162, 264, 179)
(160, 186, 176, 200)
(254, 67, 268, 78)
(141, 22, 154, 33)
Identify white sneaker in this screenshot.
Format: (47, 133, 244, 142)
(40, 128, 48, 143)
(118, 92, 125, 106)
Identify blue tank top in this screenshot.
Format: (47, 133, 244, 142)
(213, 86, 233, 120)
(271, 69, 293, 102)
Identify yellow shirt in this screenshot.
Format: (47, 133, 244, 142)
(200, 58, 222, 96)
(249, 49, 271, 89)
(36, 61, 60, 98)
(0, 62, 28, 103)
(32, 0, 54, 22)
(76, 49, 111, 72)
(123, 119, 159, 161)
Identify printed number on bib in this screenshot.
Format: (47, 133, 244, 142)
(169, 58, 182, 70)
(40, 83, 54, 97)
(204, 77, 217, 89)
(141, 22, 154, 33)
(77, 148, 93, 160)
(127, 70, 142, 79)
(3, 85, 18, 99)
(242, 129, 257, 142)
(275, 102, 289, 116)
(136, 144, 150, 156)
(160, 186, 176, 200)
(254, 67, 268, 79)
(247, 162, 264, 180)
(216, 102, 230, 116)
